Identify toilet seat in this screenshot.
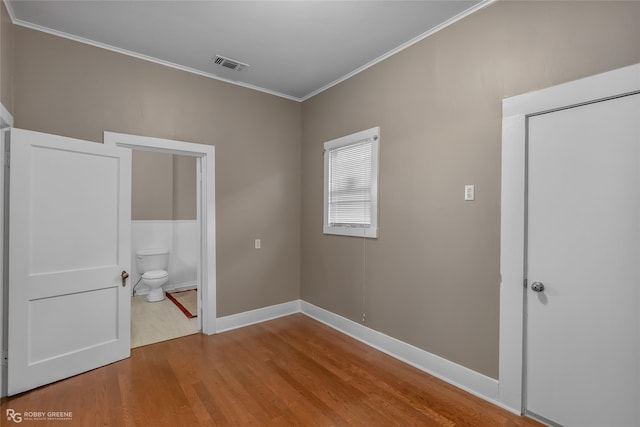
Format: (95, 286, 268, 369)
(142, 270, 168, 280)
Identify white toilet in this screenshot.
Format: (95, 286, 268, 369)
(136, 248, 169, 302)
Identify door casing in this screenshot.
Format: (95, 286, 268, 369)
(499, 62, 640, 413)
(104, 132, 217, 335)
(0, 104, 14, 397)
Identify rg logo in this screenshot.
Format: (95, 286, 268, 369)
(6, 409, 22, 423)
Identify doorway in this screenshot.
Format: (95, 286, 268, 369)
(129, 150, 200, 347)
(499, 63, 640, 425)
(104, 132, 217, 335)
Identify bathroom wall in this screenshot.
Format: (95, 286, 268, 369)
(131, 221, 199, 295)
(131, 150, 197, 294)
(132, 150, 174, 221)
(132, 150, 197, 221)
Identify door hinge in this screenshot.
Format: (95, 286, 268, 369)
(1, 350, 7, 366)
(4, 152, 9, 168)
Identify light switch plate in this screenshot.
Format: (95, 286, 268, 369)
(464, 185, 475, 201)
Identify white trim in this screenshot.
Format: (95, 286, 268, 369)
(4, 0, 494, 103)
(499, 63, 640, 413)
(0, 129, 7, 397)
(300, 0, 496, 101)
(0, 106, 13, 395)
(132, 219, 197, 224)
(103, 131, 217, 335)
(208, 298, 518, 414)
(2, 0, 15, 22)
(502, 65, 640, 119)
(299, 301, 511, 412)
(0, 103, 13, 128)
(136, 282, 195, 296)
(105, 131, 213, 158)
(216, 300, 301, 333)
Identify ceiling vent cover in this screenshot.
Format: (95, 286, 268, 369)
(214, 55, 249, 72)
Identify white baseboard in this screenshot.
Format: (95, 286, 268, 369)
(165, 282, 197, 292)
(213, 299, 505, 410)
(299, 301, 506, 411)
(216, 300, 301, 333)
(2, 294, 511, 408)
(134, 282, 196, 296)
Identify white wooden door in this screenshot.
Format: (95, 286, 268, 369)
(7, 128, 131, 396)
(526, 93, 640, 426)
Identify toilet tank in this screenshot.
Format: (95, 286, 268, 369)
(136, 248, 169, 273)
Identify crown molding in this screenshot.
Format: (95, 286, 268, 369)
(3, 0, 495, 103)
(301, 0, 496, 101)
(2, 0, 15, 22)
(3, 0, 301, 102)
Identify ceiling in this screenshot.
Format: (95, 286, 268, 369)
(6, 1, 487, 101)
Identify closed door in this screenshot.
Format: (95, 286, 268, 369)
(7, 128, 132, 395)
(526, 93, 640, 426)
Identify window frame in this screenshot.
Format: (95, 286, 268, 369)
(323, 126, 380, 238)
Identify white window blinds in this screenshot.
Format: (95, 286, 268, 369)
(323, 127, 379, 238)
(327, 139, 373, 227)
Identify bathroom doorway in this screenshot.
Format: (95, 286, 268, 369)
(104, 132, 217, 346)
(129, 150, 200, 347)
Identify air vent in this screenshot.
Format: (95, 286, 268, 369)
(213, 55, 249, 72)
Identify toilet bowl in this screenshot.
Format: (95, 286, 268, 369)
(136, 248, 170, 302)
(141, 269, 169, 302)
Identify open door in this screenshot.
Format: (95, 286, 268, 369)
(7, 128, 131, 395)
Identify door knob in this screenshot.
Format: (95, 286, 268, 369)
(121, 270, 129, 287)
(531, 282, 545, 292)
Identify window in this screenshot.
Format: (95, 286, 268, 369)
(323, 127, 379, 238)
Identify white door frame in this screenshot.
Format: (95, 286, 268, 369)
(0, 103, 12, 128)
(0, 103, 13, 397)
(104, 132, 217, 335)
(499, 63, 640, 413)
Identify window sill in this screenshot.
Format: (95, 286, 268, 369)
(323, 226, 378, 239)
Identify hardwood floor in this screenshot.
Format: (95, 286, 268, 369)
(1, 314, 542, 426)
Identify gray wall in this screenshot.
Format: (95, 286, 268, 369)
(301, 0, 640, 378)
(131, 151, 196, 221)
(0, 1, 13, 113)
(12, 26, 302, 317)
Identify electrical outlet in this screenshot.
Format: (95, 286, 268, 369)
(255, 239, 261, 249)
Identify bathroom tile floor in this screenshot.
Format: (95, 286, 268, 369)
(131, 292, 199, 348)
